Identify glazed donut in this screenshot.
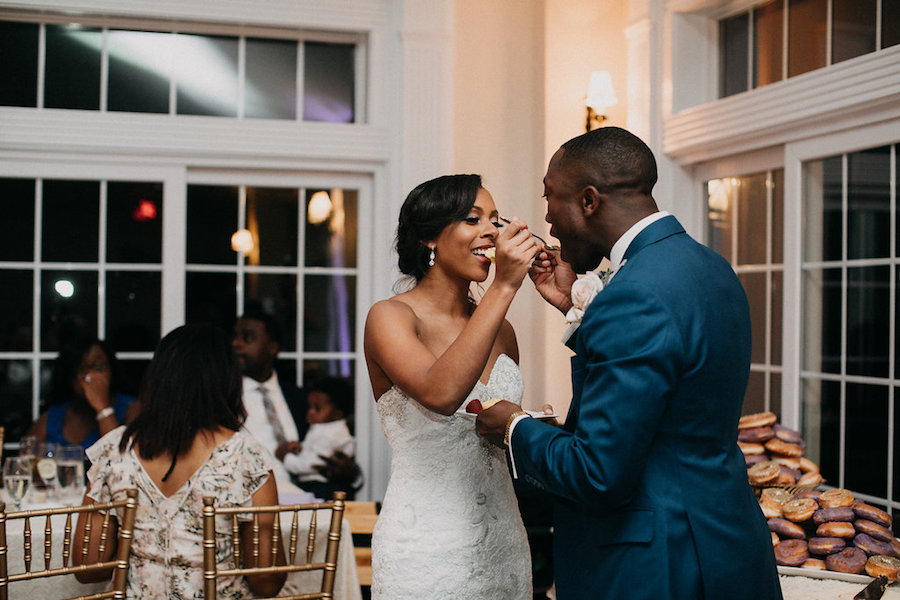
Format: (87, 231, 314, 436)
(760, 503, 782, 519)
(745, 454, 768, 467)
(795, 490, 822, 501)
(739, 441, 767, 456)
(749, 461, 781, 486)
(891, 537, 900, 559)
(812, 506, 855, 525)
(866, 555, 900, 581)
(772, 456, 801, 470)
(798, 471, 824, 487)
(761, 487, 794, 508)
(818, 488, 855, 508)
(853, 502, 893, 528)
(739, 411, 778, 430)
(825, 547, 867, 574)
(801, 558, 827, 570)
(782, 498, 818, 522)
(816, 521, 856, 539)
(773, 423, 804, 444)
(854, 519, 894, 543)
(771, 531, 780, 546)
(769, 517, 806, 540)
(738, 427, 775, 443)
(775, 467, 798, 486)
(774, 539, 809, 567)
(807, 537, 846, 556)
(765, 438, 804, 458)
(798, 457, 819, 473)
(853, 533, 895, 557)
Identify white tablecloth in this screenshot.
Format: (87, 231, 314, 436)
(4, 486, 360, 600)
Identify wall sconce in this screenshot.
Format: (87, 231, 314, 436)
(584, 71, 618, 132)
(231, 228, 254, 254)
(308, 190, 333, 225)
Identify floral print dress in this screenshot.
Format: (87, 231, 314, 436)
(86, 426, 271, 599)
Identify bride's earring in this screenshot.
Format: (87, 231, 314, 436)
(428, 247, 435, 267)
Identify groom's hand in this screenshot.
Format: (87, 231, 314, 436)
(476, 400, 522, 446)
(529, 249, 577, 315)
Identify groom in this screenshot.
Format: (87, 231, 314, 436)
(477, 127, 782, 599)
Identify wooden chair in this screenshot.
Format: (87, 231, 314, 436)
(0, 488, 138, 600)
(0, 427, 5, 465)
(201, 491, 346, 600)
(341, 501, 378, 590)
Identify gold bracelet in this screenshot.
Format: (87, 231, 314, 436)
(504, 410, 528, 447)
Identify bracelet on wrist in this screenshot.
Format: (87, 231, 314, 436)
(504, 410, 528, 447)
(96, 406, 115, 421)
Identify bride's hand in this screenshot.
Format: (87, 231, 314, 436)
(529, 249, 577, 314)
(493, 217, 539, 290)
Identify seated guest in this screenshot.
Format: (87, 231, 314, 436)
(278, 376, 356, 500)
(73, 324, 286, 599)
(28, 334, 139, 446)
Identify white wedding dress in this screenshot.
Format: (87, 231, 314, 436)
(371, 354, 532, 599)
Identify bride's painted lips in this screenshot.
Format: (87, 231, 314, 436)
(472, 245, 495, 264)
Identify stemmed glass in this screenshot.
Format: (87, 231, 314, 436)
(33, 442, 61, 503)
(56, 445, 86, 504)
(3, 457, 33, 510)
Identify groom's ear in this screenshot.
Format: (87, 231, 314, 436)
(581, 185, 602, 217)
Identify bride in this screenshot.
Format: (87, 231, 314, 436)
(363, 174, 539, 598)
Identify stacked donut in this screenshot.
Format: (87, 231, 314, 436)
(740, 411, 823, 488)
(763, 486, 900, 580)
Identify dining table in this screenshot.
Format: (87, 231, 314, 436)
(2, 480, 361, 599)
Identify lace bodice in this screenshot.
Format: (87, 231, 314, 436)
(371, 354, 531, 599)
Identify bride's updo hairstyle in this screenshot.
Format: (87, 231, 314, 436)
(396, 174, 483, 283)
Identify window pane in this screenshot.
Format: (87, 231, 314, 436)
(0, 21, 39, 107)
(0, 270, 33, 350)
(739, 272, 767, 364)
(106, 271, 161, 351)
(245, 38, 297, 120)
(770, 372, 782, 420)
(40, 270, 98, 351)
(303, 274, 356, 352)
(175, 34, 238, 117)
(0, 178, 35, 261)
(719, 13, 749, 98)
(737, 173, 768, 265)
(771, 269, 783, 365)
(788, 0, 827, 77)
(844, 383, 888, 497)
(247, 187, 299, 266)
(303, 42, 355, 122)
(884, 0, 900, 48)
(803, 268, 841, 373)
(244, 273, 297, 351)
(45, 24, 101, 110)
(803, 157, 842, 262)
(305, 189, 358, 268)
(847, 146, 890, 260)
(108, 30, 172, 114)
(846, 266, 889, 377)
(802, 378, 839, 483)
(117, 358, 149, 397)
(42, 179, 99, 262)
(185, 272, 236, 332)
(186, 185, 238, 265)
(771, 170, 784, 263)
(0, 360, 33, 442)
(832, 0, 876, 63)
(743, 370, 767, 414)
(107, 181, 163, 263)
(753, 0, 784, 88)
(707, 178, 734, 261)
(304, 359, 355, 388)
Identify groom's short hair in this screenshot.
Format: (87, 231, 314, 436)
(561, 127, 657, 195)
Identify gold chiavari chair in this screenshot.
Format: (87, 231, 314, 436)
(0, 427, 5, 465)
(0, 488, 138, 600)
(201, 491, 346, 600)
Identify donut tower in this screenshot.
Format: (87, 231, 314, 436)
(739, 412, 900, 580)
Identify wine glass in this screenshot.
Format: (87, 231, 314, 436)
(33, 442, 61, 503)
(56, 445, 86, 504)
(3, 457, 33, 510)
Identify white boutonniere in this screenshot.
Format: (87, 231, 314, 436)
(560, 262, 622, 344)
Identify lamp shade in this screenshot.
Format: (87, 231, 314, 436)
(585, 71, 618, 112)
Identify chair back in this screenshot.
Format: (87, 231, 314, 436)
(201, 491, 346, 600)
(0, 488, 138, 600)
(0, 427, 5, 465)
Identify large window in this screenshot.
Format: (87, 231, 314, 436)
(706, 170, 785, 415)
(0, 16, 361, 122)
(801, 144, 898, 508)
(718, 0, 899, 97)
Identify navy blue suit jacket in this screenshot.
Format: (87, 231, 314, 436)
(512, 216, 782, 599)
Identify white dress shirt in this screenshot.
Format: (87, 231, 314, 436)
(283, 419, 355, 482)
(241, 373, 300, 481)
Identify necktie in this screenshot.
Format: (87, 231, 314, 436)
(259, 385, 287, 446)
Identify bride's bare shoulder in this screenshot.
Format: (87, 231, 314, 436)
(366, 294, 419, 329)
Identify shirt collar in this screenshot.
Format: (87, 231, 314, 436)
(608, 211, 670, 271)
(244, 371, 279, 393)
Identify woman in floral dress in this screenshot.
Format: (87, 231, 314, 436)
(73, 324, 286, 599)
